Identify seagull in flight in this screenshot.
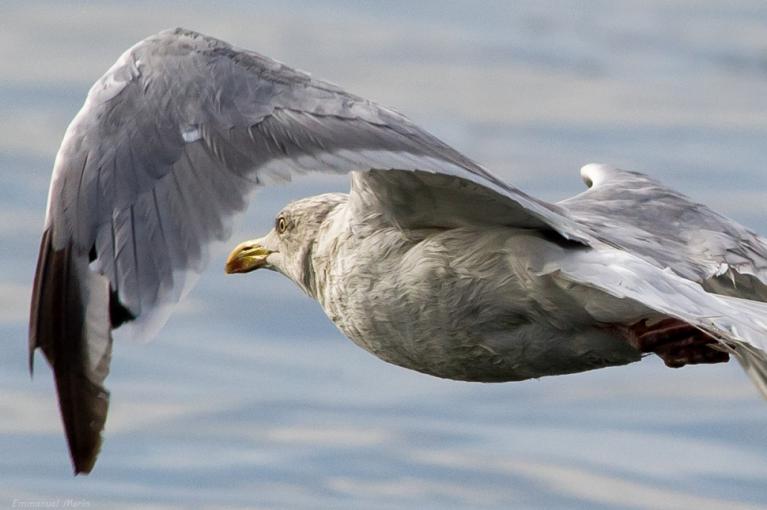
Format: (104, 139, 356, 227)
(30, 28, 767, 474)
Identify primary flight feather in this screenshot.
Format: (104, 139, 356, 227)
(30, 28, 767, 474)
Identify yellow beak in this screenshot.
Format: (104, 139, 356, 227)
(225, 241, 273, 274)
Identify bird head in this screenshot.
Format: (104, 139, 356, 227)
(225, 193, 348, 296)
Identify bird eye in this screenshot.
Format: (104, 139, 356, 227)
(277, 216, 288, 233)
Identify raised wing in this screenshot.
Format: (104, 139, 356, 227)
(31, 28, 589, 473)
(560, 164, 767, 301)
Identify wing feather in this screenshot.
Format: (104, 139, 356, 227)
(562, 164, 767, 300)
(538, 244, 767, 397)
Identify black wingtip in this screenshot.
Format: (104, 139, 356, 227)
(30, 228, 112, 475)
(29, 230, 54, 378)
(72, 441, 99, 475)
(54, 371, 109, 476)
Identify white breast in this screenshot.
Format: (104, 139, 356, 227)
(311, 214, 641, 382)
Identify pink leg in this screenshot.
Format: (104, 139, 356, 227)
(617, 318, 729, 368)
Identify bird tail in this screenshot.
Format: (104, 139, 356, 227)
(711, 295, 767, 397)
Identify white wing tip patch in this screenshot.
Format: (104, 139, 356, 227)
(181, 126, 201, 143)
(580, 163, 616, 189)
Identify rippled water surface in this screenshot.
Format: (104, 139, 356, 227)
(2, 1, 767, 508)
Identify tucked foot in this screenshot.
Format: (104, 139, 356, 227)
(618, 318, 730, 368)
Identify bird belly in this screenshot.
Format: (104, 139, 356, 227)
(334, 313, 640, 382)
(318, 226, 641, 382)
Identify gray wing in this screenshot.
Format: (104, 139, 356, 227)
(560, 164, 767, 301)
(30, 28, 589, 473)
(535, 244, 767, 398)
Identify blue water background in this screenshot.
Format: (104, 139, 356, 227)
(1, 1, 766, 508)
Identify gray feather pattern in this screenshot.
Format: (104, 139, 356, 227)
(537, 243, 767, 398)
(562, 164, 767, 299)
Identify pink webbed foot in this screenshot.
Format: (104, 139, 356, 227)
(619, 318, 730, 368)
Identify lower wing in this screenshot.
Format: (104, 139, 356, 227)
(535, 242, 767, 397)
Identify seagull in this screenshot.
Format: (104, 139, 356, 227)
(30, 28, 767, 474)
